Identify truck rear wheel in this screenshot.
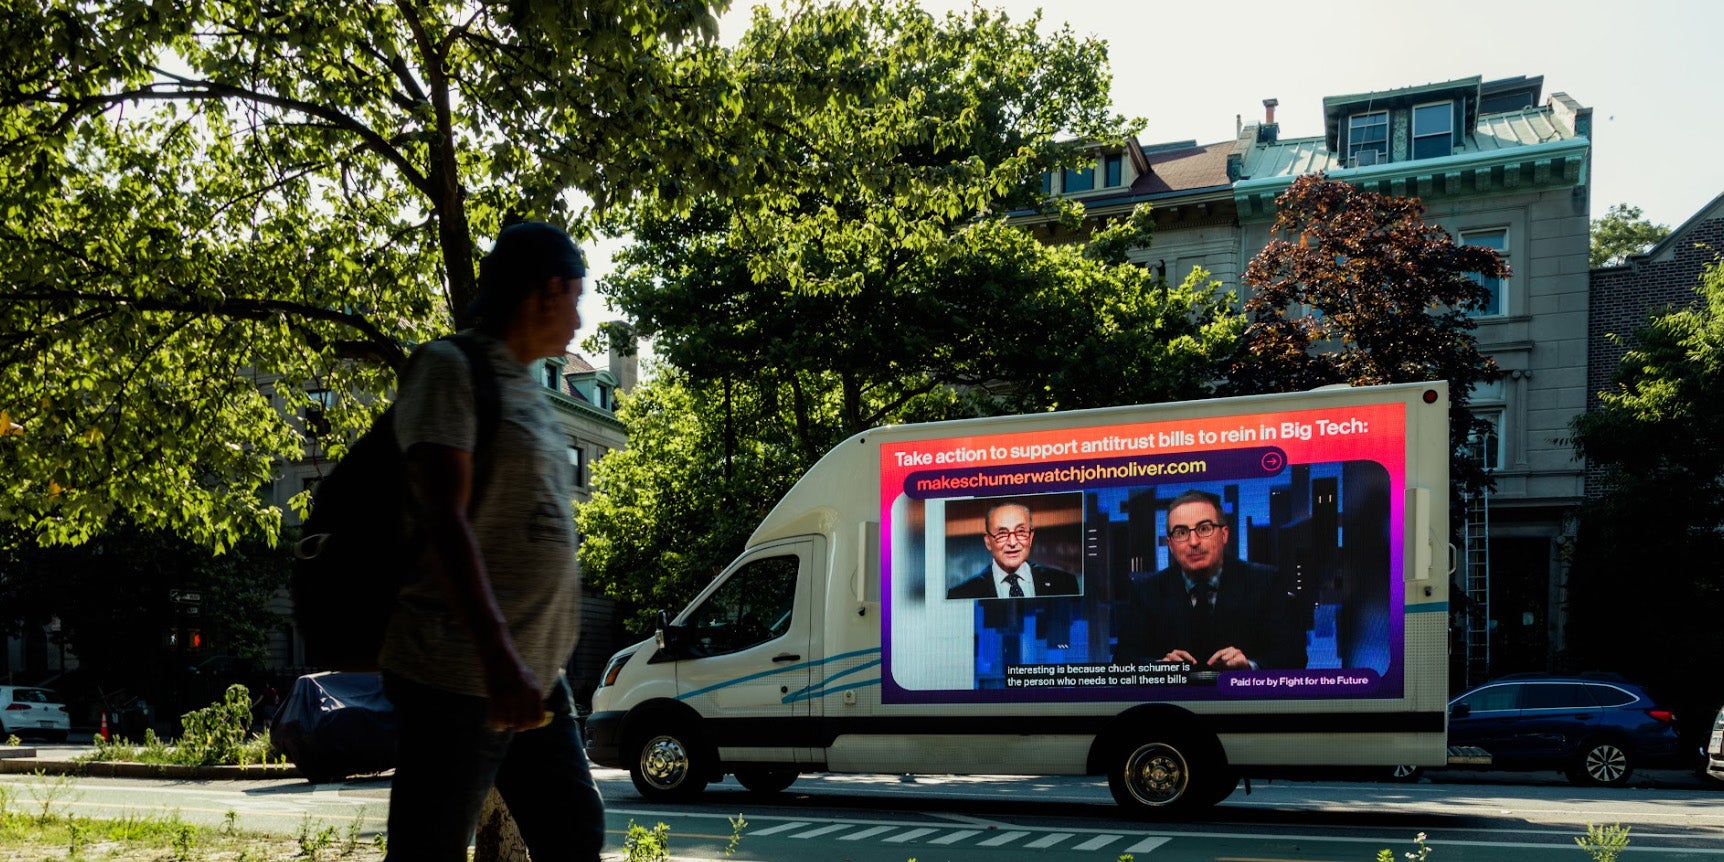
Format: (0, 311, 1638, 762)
(1106, 735, 1225, 816)
(630, 725, 710, 800)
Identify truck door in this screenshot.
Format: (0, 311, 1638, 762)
(672, 538, 819, 759)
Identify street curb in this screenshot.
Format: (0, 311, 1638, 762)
(0, 755, 299, 780)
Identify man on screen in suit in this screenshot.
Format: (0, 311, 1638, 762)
(1112, 490, 1308, 670)
(947, 502, 1081, 599)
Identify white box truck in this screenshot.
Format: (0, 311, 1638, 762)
(586, 382, 1452, 815)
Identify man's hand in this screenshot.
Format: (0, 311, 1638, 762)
(1161, 649, 1199, 665)
(483, 652, 546, 732)
(1204, 647, 1251, 670)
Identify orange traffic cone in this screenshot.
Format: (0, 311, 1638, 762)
(99, 711, 110, 742)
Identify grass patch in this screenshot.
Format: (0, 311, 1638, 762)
(0, 781, 383, 860)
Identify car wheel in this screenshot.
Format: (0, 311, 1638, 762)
(1567, 740, 1633, 787)
(1106, 734, 1225, 816)
(1387, 764, 1424, 782)
(732, 767, 798, 795)
(630, 725, 710, 801)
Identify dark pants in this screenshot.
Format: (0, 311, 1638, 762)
(382, 673, 605, 862)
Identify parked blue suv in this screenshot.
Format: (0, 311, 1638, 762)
(1447, 674, 1684, 786)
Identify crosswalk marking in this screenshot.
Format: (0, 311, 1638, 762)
(1026, 832, 1076, 849)
(978, 830, 1032, 846)
(929, 830, 982, 845)
(750, 821, 812, 837)
(1125, 836, 1172, 853)
(883, 827, 939, 843)
(838, 826, 896, 841)
(1074, 834, 1126, 851)
(791, 824, 852, 839)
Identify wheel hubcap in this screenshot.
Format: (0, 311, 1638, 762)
(641, 734, 690, 789)
(1586, 745, 1626, 782)
(1123, 742, 1188, 805)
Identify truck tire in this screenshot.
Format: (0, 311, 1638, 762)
(1105, 733, 1225, 816)
(629, 725, 710, 800)
(1566, 739, 1633, 787)
(732, 767, 799, 795)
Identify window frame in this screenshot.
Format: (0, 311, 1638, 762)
(1412, 99, 1454, 160)
(1458, 227, 1509, 318)
(1061, 164, 1095, 193)
(1347, 110, 1389, 166)
(568, 442, 586, 488)
(1103, 153, 1123, 188)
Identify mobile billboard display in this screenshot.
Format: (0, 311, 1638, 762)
(881, 400, 1407, 705)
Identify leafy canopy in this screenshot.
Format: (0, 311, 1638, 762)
(1227, 173, 1504, 496)
(581, 1, 1244, 621)
(1565, 258, 1724, 714)
(1589, 202, 1671, 268)
(0, 0, 739, 549)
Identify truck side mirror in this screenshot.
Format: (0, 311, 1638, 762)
(654, 609, 686, 657)
(1450, 703, 1470, 719)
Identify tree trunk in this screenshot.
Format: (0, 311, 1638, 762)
(472, 789, 528, 861)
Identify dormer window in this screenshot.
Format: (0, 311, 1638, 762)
(1062, 164, 1095, 193)
(1413, 101, 1454, 159)
(1103, 153, 1123, 187)
(1347, 111, 1388, 166)
(542, 361, 561, 391)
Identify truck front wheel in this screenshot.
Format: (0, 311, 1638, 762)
(1106, 735, 1225, 816)
(630, 725, 710, 800)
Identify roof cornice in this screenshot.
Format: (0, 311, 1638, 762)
(1234, 136, 1590, 221)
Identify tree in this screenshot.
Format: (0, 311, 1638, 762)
(581, 1, 1244, 611)
(575, 369, 804, 630)
(1590, 202, 1671, 268)
(1226, 173, 1505, 496)
(0, 0, 744, 550)
(1566, 258, 1724, 725)
(0, 521, 289, 715)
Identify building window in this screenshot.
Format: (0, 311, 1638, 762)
(1467, 379, 1504, 471)
(1103, 153, 1123, 187)
(568, 443, 586, 488)
(1348, 111, 1388, 166)
(1062, 165, 1094, 193)
(1459, 228, 1508, 317)
(303, 388, 334, 437)
(1040, 171, 1052, 196)
(1412, 101, 1453, 160)
(1467, 408, 1503, 471)
(543, 362, 561, 392)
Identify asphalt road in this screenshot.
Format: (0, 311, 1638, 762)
(3, 744, 1720, 862)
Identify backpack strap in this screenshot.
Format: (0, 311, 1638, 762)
(443, 332, 503, 505)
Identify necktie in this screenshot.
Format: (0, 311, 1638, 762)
(1004, 573, 1025, 597)
(1190, 581, 1214, 649)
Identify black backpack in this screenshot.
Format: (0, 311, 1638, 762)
(290, 333, 501, 671)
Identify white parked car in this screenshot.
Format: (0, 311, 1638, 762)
(1707, 704, 1724, 785)
(0, 686, 70, 742)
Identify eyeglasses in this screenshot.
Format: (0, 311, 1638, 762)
(986, 527, 1034, 544)
(1167, 520, 1222, 541)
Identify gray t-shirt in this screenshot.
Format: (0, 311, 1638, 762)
(379, 332, 581, 699)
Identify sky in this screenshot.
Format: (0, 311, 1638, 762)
(575, 0, 1724, 351)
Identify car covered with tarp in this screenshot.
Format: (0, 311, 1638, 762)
(270, 672, 395, 783)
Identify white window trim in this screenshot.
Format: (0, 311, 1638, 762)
(1457, 226, 1511, 318)
(1412, 99, 1454, 158)
(1348, 110, 1389, 164)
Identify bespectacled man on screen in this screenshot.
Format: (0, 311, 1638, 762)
(947, 502, 1080, 600)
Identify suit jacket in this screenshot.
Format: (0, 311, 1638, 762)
(947, 563, 1080, 600)
(1112, 560, 1307, 670)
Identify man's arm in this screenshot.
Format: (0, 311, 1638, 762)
(406, 442, 545, 731)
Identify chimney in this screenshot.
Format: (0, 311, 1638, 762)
(1257, 98, 1280, 145)
(606, 322, 639, 396)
